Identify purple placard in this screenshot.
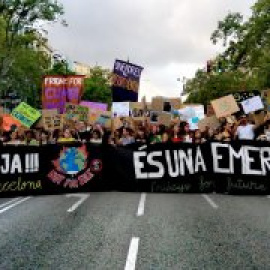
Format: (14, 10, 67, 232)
(80, 101, 108, 112)
(43, 75, 84, 114)
(43, 85, 66, 113)
(113, 60, 143, 81)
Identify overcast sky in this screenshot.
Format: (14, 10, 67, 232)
(48, 0, 255, 101)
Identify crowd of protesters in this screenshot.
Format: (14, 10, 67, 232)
(1, 112, 270, 146)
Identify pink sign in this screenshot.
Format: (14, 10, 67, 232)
(80, 101, 108, 112)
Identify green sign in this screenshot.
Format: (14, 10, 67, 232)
(12, 102, 41, 128)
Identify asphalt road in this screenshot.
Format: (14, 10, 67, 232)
(0, 192, 270, 269)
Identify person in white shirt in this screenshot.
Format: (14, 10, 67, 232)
(235, 115, 255, 140)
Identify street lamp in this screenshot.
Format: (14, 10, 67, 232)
(177, 76, 187, 96)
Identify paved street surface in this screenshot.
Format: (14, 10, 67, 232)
(0, 192, 270, 269)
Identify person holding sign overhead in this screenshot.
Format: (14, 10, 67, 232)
(234, 114, 269, 140)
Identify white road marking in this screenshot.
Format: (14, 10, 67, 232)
(66, 194, 90, 213)
(0, 197, 31, 215)
(202, 194, 218, 209)
(0, 197, 20, 209)
(137, 193, 146, 217)
(125, 237, 140, 270)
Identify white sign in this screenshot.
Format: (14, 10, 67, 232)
(178, 105, 205, 130)
(112, 102, 130, 117)
(241, 96, 264, 114)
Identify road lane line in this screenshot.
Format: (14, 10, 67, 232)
(202, 194, 218, 209)
(125, 237, 140, 270)
(66, 194, 89, 213)
(137, 193, 146, 217)
(0, 197, 31, 214)
(0, 197, 21, 209)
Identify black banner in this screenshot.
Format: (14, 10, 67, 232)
(111, 141, 270, 194)
(0, 143, 103, 197)
(111, 59, 144, 102)
(1, 141, 270, 196)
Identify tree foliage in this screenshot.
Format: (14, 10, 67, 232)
(0, 0, 64, 106)
(82, 66, 112, 106)
(186, 0, 270, 105)
(47, 61, 75, 76)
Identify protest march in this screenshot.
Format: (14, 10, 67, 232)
(0, 60, 270, 197)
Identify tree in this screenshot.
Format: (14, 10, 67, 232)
(47, 61, 75, 76)
(0, 0, 64, 106)
(185, 68, 264, 105)
(0, 20, 52, 107)
(0, 0, 64, 78)
(210, 0, 270, 71)
(186, 0, 270, 105)
(82, 66, 112, 106)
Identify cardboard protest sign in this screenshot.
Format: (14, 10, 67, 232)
(53, 114, 64, 130)
(241, 96, 264, 114)
(43, 111, 64, 130)
(34, 109, 58, 129)
(168, 98, 182, 110)
(42, 109, 57, 130)
(112, 102, 130, 117)
(80, 101, 108, 112)
(151, 97, 164, 112)
(151, 97, 181, 112)
(158, 113, 172, 126)
(146, 102, 152, 110)
(2, 114, 21, 131)
(211, 95, 239, 118)
(12, 102, 41, 128)
(129, 102, 145, 117)
(198, 116, 220, 131)
(65, 103, 89, 122)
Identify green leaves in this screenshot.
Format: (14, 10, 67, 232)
(0, 0, 64, 107)
(210, 12, 244, 46)
(188, 0, 270, 105)
(82, 66, 112, 106)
